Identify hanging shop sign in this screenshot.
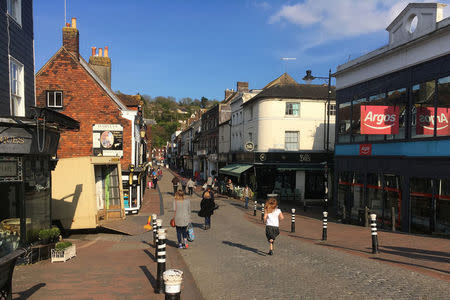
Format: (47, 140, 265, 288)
(93, 124, 123, 157)
(245, 142, 254, 152)
(416, 107, 449, 135)
(361, 105, 399, 135)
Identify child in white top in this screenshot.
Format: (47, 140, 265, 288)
(263, 198, 284, 255)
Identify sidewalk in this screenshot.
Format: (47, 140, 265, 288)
(11, 170, 203, 299)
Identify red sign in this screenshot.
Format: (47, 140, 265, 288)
(416, 107, 449, 136)
(359, 144, 372, 156)
(361, 105, 399, 135)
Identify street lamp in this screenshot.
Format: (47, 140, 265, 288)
(302, 69, 332, 152)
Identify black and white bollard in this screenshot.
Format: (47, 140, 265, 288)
(253, 201, 257, 216)
(370, 213, 379, 254)
(163, 269, 183, 300)
(261, 203, 265, 221)
(155, 229, 167, 294)
(291, 208, 296, 233)
(322, 211, 328, 241)
(155, 219, 162, 261)
(152, 214, 157, 245)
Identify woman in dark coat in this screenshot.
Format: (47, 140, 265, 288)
(198, 191, 215, 230)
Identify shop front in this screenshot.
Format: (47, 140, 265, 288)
(0, 111, 79, 258)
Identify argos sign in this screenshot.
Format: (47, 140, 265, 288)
(416, 107, 449, 135)
(361, 106, 399, 135)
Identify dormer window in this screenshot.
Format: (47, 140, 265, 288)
(47, 91, 63, 108)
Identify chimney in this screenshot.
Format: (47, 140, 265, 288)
(62, 17, 79, 59)
(89, 45, 112, 88)
(237, 81, 249, 92)
(225, 89, 234, 100)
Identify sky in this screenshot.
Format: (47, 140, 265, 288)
(33, 0, 450, 101)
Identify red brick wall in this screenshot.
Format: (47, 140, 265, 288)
(36, 49, 132, 170)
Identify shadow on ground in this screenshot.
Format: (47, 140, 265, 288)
(222, 240, 267, 256)
(13, 283, 46, 300)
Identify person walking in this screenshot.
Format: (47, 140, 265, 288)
(187, 178, 195, 195)
(172, 176, 180, 195)
(198, 191, 215, 230)
(243, 185, 253, 209)
(152, 174, 158, 189)
(173, 191, 191, 249)
(226, 179, 234, 197)
(207, 176, 213, 188)
(263, 198, 284, 255)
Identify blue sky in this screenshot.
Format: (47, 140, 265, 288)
(34, 0, 450, 101)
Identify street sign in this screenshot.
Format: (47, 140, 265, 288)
(245, 142, 254, 152)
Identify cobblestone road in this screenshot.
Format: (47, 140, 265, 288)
(159, 171, 450, 300)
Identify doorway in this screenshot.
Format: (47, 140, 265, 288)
(94, 165, 121, 220)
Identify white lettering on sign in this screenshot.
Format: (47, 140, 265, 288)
(419, 113, 448, 130)
(299, 154, 311, 162)
(364, 111, 396, 125)
(93, 124, 123, 131)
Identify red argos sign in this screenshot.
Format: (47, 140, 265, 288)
(359, 144, 372, 156)
(361, 105, 399, 135)
(416, 107, 449, 135)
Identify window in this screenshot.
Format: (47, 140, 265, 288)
(285, 131, 299, 151)
(337, 101, 351, 143)
(47, 91, 63, 108)
(367, 93, 386, 142)
(412, 81, 435, 139)
(10, 57, 24, 117)
(386, 88, 407, 140)
(437, 76, 450, 137)
(7, 0, 21, 25)
(329, 104, 336, 116)
(285, 102, 300, 116)
(352, 98, 366, 142)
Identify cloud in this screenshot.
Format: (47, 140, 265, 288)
(253, 1, 271, 10)
(270, 0, 449, 39)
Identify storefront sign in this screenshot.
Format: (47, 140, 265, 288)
(361, 105, 399, 134)
(245, 142, 254, 152)
(93, 124, 123, 157)
(299, 154, 311, 162)
(0, 157, 22, 182)
(359, 144, 372, 156)
(416, 107, 449, 135)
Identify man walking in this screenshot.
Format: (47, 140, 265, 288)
(187, 178, 195, 195)
(172, 176, 180, 195)
(243, 185, 252, 209)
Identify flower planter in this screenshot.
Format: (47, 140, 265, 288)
(51, 245, 76, 263)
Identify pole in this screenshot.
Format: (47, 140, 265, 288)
(253, 201, 257, 216)
(155, 219, 162, 261)
(326, 68, 331, 152)
(322, 211, 328, 241)
(291, 208, 296, 233)
(370, 213, 379, 254)
(261, 203, 265, 222)
(155, 229, 167, 293)
(152, 214, 157, 245)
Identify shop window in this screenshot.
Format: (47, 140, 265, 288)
(411, 81, 436, 139)
(384, 174, 401, 230)
(437, 179, 450, 234)
(437, 76, 450, 137)
(386, 88, 407, 140)
(366, 173, 383, 217)
(337, 101, 351, 143)
(350, 173, 364, 222)
(366, 93, 386, 142)
(338, 173, 352, 218)
(351, 98, 366, 142)
(410, 178, 433, 233)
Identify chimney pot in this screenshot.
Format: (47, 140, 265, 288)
(91, 47, 96, 56)
(98, 48, 103, 57)
(104, 46, 109, 58)
(71, 18, 77, 29)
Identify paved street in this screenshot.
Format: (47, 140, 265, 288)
(159, 171, 450, 299)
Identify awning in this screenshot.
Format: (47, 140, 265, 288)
(219, 164, 253, 177)
(276, 164, 325, 172)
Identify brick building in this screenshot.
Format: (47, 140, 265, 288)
(35, 19, 147, 228)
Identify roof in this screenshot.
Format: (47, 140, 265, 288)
(243, 73, 336, 106)
(116, 93, 141, 107)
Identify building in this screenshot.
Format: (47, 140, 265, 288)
(222, 73, 335, 201)
(35, 18, 147, 227)
(334, 3, 450, 234)
(0, 0, 78, 257)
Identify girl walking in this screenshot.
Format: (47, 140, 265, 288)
(263, 198, 284, 255)
(173, 191, 191, 249)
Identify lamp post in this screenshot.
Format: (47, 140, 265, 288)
(302, 69, 332, 152)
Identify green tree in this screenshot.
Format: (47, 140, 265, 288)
(201, 96, 209, 108)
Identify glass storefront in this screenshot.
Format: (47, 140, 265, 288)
(410, 177, 433, 233)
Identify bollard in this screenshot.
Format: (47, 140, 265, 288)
(391, 206, 396, 232)
(163, 269, 183, 300)
(253, 201, 257, 216)
(291, 208, 296, 233)
(155, 219, 162, 261)
(322, 211, 328, 241)
(261, 203, 265, 221)
(370, 213, 379, 254)
(155, 229, 167, 294)
(152, 214, 157, 245)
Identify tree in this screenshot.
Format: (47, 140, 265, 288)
(201, 96, 209, 108)
(180, 97, 193, 106)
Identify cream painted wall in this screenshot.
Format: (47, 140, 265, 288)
(244, 98, 335, 152)
(52, 156, 124, 229)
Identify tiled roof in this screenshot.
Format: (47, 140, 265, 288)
(116, 93, 141, 107)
